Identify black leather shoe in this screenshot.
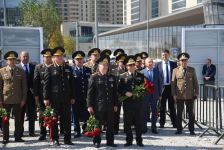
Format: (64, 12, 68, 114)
(124, 142, 132, 147)
(38, 135, 46, 141)
(64, 140, 74, 145)
(15, 138, 25, 142)
(151, 129, 158, 134)
(107, 143, 117, 147)
(74, 132, 81, 138)
(95, 143, 100, 148)
(29, 133, 36, 137)
(190, 131, 196, 135)
(175, 130, 182, 134)
(159, 125, 164, 128)
(137, 142, 144, 147)
(2, 140, 9, 144)
(51, 140, 60, 146)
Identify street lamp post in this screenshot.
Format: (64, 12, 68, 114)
(147, 0, 149, 55)
(95, 0, 99, 48)
(76, 21, 79, 51)
(3, 0, 7, 26)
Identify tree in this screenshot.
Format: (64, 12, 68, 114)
(19, 0, 62, 48)
(63, 36, 75, 55)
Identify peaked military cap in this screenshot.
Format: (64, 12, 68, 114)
(100, 49, 112, 56)
(88, 48, 101, 57)
(52, 47, 65, 56)
(72, 51, 85, 59)
(177, 52, 190, 60)
(41, 48, 52, 57)
(113, 48, 125, 57)
(96, 55, 110, 65)
(4, 51, 18, 60)
(124, 55, 136, 65)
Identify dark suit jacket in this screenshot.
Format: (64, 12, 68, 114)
(72, 65, 91, 101)
(17, 63, 35, 92)
(141, 68, 162, 100)
(202, 64, 216, 81)
(155, 60, 177, 85)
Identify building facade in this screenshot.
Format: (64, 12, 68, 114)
(55, 0, 123, 24)
(0, 0, 21, 26)
(123, 0, 204, 25)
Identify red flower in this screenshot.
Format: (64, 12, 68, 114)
(2, 116, 9, 124)
(144, 80, 155, 95)
(44, 116, 49, 122)
(93, 128, 101, 137)
(84, 132, 93, 137)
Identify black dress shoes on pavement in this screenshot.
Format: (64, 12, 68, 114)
(15, 138, 25, 142)
(190, 131, 196, 135)
(2, 140, 9, 144)
(51, 140, 60, 146)
(175, 130, 182, 134)
(38, 135, 46, 141)
(64, 140, 74, 145)
(151, 129, 158, 134)
(124, 142, 132, 147)
(137, 142, 144, 147)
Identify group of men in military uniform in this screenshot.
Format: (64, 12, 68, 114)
(0, 46, 199, 148)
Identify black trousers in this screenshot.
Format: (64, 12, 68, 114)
(3, 104, 22, 140)
(95, 110, 114, 144)
(123, 107, 143, 144)
(72, 99, 89, 133)
(160, 85, 176, 126)
(114, 101, 122, 132)
(21, 91, 36, 135)
(52, 101, 71, 141)
(176, 100, 195, 132)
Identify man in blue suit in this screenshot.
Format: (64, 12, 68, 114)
(202, 58, 216, 85)
(155, 50, 177, 128)
(141, 57, 162, 134)
(71, 51, 91, 138)
(18, 51, 36, 137)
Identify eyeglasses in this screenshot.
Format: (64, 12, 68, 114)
(127, 64, 135, 67)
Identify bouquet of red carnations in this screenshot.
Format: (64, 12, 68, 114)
(0, 107, 9, 124)
(84, 115, 101, 137)
(40, 106, 57, 142)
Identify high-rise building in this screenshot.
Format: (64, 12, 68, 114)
(55, 0, 123, 24)
(123, 0, 204, 25)
(0, 0, 21, 26)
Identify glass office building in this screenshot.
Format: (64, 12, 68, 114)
(99, 25, 202, 60)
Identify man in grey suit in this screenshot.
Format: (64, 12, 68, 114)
(141, 57, 162, 134)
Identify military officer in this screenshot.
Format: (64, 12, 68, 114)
(118, 55, 144, 147)
(83, 48, 100, 73)
(71, 51, 91, 138)
(110, 54, 127, 134)
(135, 53, 143, 71)
(0, 51, 27, 144)
(33, 48, 52, 141)
(171, 52, 199, 135)
(141, 52, 148, 69)
(43, 47, 75, 145)
(87, 55, 118, 148)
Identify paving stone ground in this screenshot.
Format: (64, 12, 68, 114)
(0, 115, 224, 150)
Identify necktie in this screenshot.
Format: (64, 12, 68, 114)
(183, 68, 186, 77)
(24, 64, 29, 79)
(11, 69, 14, 76)
(166, 62, 169, 83)
(148, 70, 152, 81)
